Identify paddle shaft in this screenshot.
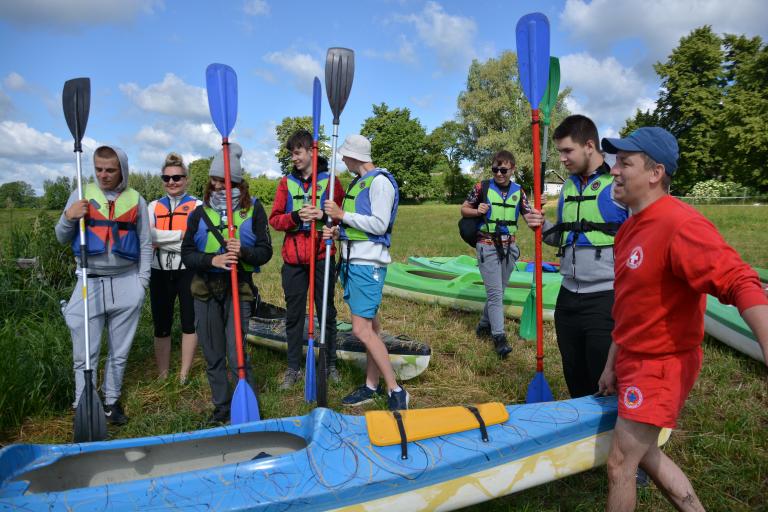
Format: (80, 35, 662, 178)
(222, 138, 247, 381)
(308, 141, 319, 340)
(532, 110, 544, 372)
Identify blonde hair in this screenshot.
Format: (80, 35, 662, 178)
(162, 152, 187, 174)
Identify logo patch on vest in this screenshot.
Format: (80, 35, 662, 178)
(591, 181, 601, 191)
(359, 181, 367, 190)
(511, 194, 519, 202)
(240, 210, 247, 219)
(89, 198, 101, 209)
(626, 246, 643, 269)
(623, 386, 643, 409)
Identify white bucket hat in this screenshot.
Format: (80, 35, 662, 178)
(337, 134, 372, 163)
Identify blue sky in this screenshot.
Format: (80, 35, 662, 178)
(1, 0, 766, 193)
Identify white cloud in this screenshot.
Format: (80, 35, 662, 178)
(135, 126, 174, 147)
(364, 35, 417, 64)
(0, 90, 12, 119)
(561, 0, 768, 67)
(0, 120, 75, 162)
(398, 1, 476, 72)
(3, 72, 26, 91)
(120, 73, 209, 120)
(560, 53, 655, 132)
(243, 0, 269, 16)
(409, 94, 433, 109)
(263, 51, 323, 94)
(0, 0, 163, 27)
(253, 68, 276, 84)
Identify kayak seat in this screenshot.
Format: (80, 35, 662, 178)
(366, 402, 509, 459)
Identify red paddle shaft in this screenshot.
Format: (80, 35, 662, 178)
(532, 109, 544, 373)
(222, 138, 247, 380)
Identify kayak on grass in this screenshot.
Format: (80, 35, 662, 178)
(383, 262, 560, 321)
(409, 255, 561, 283)
(0, 395, 670, 511)
(247, 316, 431, 381)
(703, 267, 767, 363)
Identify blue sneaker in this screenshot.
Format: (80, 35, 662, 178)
(341, 384, 382, 406)
(388, 388, 409, 411)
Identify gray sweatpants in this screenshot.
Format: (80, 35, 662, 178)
(194, 296, 254, 413)
(476, 242, 520, 336)
(65, 269, 145, 407)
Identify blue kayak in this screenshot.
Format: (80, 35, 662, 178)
(0, 396, 669, 511)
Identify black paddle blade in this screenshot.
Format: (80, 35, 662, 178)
(324, 48, 354, 124)
(62, 78, 91, 152)
(73, 381, 106, 443)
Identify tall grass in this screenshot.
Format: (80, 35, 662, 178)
(0, 204, 766, 511)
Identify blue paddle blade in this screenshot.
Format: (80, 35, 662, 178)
(312, 77, 321, 142)
(206, 63, 238, 138)
(526, 371, 554, 404)
(304, 337, 317, 402)
(231, 378, 260, 424)
(515, 12, 551, 107)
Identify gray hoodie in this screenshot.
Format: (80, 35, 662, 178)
(55, 145, 152, 287)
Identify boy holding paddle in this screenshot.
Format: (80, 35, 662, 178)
(56, 145, 152, 426)
(596, 127, 768, 511)
(323, 134, 408, 411)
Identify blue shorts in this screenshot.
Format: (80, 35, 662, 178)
(339, 263, 386, 319)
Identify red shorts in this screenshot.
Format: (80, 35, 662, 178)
(616, 347, 702, 429)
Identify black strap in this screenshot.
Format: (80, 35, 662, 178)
(543, 220, 620, 238)
(465, 405, 489, 442)
(86, 219, 137, 231)
(392, 410, 408, 460)
(563, 195, 597, 203)
(200, 210, 229, 248)
(490, 201, 517, 208)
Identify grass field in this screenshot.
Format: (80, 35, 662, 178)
(0, 203, 766, 511)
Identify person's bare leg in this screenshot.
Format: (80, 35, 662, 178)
(154, 336, 171, 380)
(640, 438, 705, 511)
(179, 332, 198, 383)
(352, 315, 397, 391)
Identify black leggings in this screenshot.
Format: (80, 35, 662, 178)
(554, 287, 615, 398)
(149, 267, 196, 337)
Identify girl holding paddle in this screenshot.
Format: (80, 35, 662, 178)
(181, 143, 272, 424)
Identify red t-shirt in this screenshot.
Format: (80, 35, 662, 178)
(612, 195, 767, 355)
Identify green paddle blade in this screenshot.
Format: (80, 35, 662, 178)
(539, 57, 560, 125)
(519, 285, 537, 341)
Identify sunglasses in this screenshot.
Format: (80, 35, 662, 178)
(162, 174, 186, 183)
(491, 167, 510, 175)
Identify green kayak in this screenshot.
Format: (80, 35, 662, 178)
(408, 255, 563, 286)
(383, 262, 560, 320)
(703, 267, 767, 363)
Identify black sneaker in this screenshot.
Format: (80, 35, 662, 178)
(636, 467, 650, 488)
(475, 323, 492, 338)
(341, 384, 382, 406)
(104, 402, 129, 426)
(208, 407, 230, 426)
(388, 388, 410, 411)
(492, 334, 512, 359)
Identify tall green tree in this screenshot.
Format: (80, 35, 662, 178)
(360, 103, 432, 200)
(457, 51, 570, 187)
(274, 116, 330, 174)
(623, 26, 767, 193)
(128, 172, 164, 202)
(42, 176, 73, 210)
(0, 181, 36, 208)
(187, 157, 213, 198)
(426, 120, 473, 201)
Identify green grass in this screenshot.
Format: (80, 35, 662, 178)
(0, 204, 766, 511)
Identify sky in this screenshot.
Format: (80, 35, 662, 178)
(0, 0, 766, 193)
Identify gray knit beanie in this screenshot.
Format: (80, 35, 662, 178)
(210, 142, 244, 183)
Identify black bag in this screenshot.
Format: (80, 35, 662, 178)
(458, 180, 490, 248)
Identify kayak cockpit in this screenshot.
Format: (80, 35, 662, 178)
(13, 430, 306, 494)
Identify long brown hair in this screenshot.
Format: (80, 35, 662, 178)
(204, 179, 252, 210)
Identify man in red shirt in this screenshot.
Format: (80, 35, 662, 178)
(596, 127, 768, 511)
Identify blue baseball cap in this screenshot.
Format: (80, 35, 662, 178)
(602, 127, 679, 176)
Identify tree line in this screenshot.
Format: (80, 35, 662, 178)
(3, 25, 765, 209)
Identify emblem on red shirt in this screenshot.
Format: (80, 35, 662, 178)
(626, 246, 643, 269)
(624, 386, 643, 409)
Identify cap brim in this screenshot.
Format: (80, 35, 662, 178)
(601, 137, 643, 155)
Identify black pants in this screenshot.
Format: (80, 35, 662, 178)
(554, 287, 615, 398)
(281, 262, 338, 371)
(149, 267, 196, 337)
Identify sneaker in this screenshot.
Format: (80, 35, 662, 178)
(492, 334, 512, 359)
(279, 368, 302, 390)
(327, 366, 341, 383)
(341, 384, 382, 406)
(636, 467, 650, 488)
(104, 402, 129, 426)
(475, 323, 492, 338)
(208, 407, 230, 426)
(387, 388, 410, 411)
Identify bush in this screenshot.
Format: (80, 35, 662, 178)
(248, 176, 279, 205)
(689, 179, 747, 198)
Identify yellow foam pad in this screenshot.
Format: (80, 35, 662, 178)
(366, 402, 509, 446)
